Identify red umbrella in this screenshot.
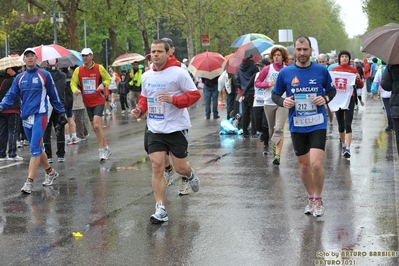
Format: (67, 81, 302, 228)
(32, 44, 71, 62)
(226, 53, 262, 74)
(188, 52, 226, 79)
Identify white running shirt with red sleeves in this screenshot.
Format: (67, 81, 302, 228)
(141, 66, 198, 134)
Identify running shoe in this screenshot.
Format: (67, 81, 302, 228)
(48, 158, 53, 163)
(262, 145, 269, 155)
(304, 198, 315, 215)
(343, 148, 351, 158)
(7, 155, 23, 161)
(164, 165, 175, 187)
(0, 157, 7, 161)
(21, 182, 33, 194)
(23, 140, 29, 146)
(105, 147, 112, 159)
(72, 137, 80, 144)
(99, 149, 107, 161)
(188, 169, 200, 192)
(58, 157, 65, 163)
(17, 141, 22, 148)
(313, 198, 325, 217)
(66, 138, 73, 145)
(43, 170, 59, 186)
(178, 177, 191, 195)
(150, 203, 168, 224)
(273, 154, 280, 165)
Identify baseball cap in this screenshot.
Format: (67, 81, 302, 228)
(161, 38, 174, 47)
(81, 48, 93, 55)
(354, 58, 361, 63)
(256, 58, 269, 66)
(23, 48, 37, 56)
(182, 58, 188, 63)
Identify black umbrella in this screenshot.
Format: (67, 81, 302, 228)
(360, 23, 399, 64)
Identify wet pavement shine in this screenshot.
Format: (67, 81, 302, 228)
(0, 94, 398, 266)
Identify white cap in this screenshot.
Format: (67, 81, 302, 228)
(182, 58, 188, 63)
(354, 58, 361, 63)
(47, 58, 57, 65)
(23, 48, 37, 56)
(81, 48, 93, 55)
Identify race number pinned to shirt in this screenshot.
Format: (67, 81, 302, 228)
(328, 71, 356, 111)
(293, 93, 323, 127)
(148, 97, 165, 120)
(82, 77, 97, 94)
(23, 115, 35, 129)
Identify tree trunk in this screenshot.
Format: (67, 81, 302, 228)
(109, 26, 118, 60)
(185, 17, 195, 60)
(65, 0, 79, 50)
(136, 0, 150, 55)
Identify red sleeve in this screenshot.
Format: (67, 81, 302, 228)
(254, 66, 270, 88)
(137, 94, 148, 116)
(172, 90, 201, 109)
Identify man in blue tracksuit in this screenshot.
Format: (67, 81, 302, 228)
(0, 48, 66, 194)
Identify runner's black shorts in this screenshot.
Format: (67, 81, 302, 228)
(291, 129, 326, 156)
(86, 104, 104, 121)
(147, 130, 189, 159)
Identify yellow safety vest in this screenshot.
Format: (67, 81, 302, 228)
(129, 69, 143, 87)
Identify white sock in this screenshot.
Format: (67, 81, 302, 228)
(72, 133, 77, 138)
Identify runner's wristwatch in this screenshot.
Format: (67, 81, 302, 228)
(323, 95, 330, 103)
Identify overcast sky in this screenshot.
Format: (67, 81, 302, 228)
(334, 0, 368, 37)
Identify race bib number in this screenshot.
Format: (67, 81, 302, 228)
(82, 78, 96, 94)
(23, 115, 35, 129)
(295, 93, 317, 116)
(293, 93, 323, 126)
(148, 97, 165, 120)
(255, 90, 264, 101)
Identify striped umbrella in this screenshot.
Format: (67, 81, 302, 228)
(188, 52, 226, 79)
(31, 44, 71, 62)
(230, 33, 274, 48)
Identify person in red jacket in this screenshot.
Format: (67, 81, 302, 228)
(332, 50, 364, 158)
(363, 57, 372, 96)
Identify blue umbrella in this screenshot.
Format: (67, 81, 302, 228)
(230, 33, 274, 48)
(68, 49, 83, 66)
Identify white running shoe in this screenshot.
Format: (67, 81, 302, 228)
(7, 155, 23, 161)
(150, 203, 168, 224)
(42, 170, 59, 186)
(21, 182, 33, 194)
(313, 199, 325, 217)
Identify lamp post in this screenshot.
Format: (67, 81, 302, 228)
(51, 0, 66, 44)
(52, 1, 57, 44)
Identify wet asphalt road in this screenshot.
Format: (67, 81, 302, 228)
(0, 93, 398, 266)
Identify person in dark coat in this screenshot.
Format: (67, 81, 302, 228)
(0, 66, 23, 161)
(381, 64, 399, 156)
(43, 58, 67, 163)
(235, 56, 258, 137)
